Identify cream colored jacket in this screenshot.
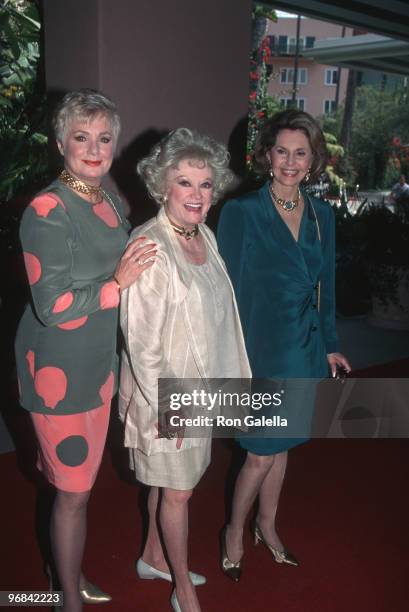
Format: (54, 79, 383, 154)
(118, 207, 251, 455)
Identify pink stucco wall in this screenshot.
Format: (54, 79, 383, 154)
(42, 0, 253, 217)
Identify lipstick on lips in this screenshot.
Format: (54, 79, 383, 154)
(280, 168, 298, 175)
(82, 160, 102, 166)
(184, 203, 202, 211)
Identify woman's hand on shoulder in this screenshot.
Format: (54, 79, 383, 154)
(114, 236, 157, 290)
(327, 352, 352, 378)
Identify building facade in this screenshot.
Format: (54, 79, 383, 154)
(266, 16, 353, 117)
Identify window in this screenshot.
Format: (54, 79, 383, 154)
(277, 36, 305, 54)
(324, 99, 336, 114)
(278, 35, 288, 54)
(280, 97, 305, 111)
(280, 68, 307, 85)
(305, 36, 315, 49)
(288, 36, 305, 53)
(325, 69, 338, 85)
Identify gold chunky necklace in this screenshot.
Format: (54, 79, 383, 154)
(59, 169, 103, 202)
(269, 184, 301, 212)
(168, 217, 199, 240)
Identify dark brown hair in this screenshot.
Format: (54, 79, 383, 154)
(254, 109, 327, 180)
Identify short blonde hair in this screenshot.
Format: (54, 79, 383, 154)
(53, 88, 121, 147)
(137, 127, 235, 205)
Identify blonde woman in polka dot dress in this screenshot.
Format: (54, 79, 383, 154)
(15, 89, 156, 612)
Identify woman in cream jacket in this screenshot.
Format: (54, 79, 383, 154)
(119, 128, 250, 612)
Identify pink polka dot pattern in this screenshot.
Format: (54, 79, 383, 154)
(26, 350, 35, 378)
(34, 366, 68, 409)
(30, 194, 65, 217)
(31, 401, 110, 492)
(93, 200, 119, 228)
(52, 291, 74, 313)
(100, 281, 120, 310)
(99, 371, 115, 406)
(23, 252, 42, 285)
(58, 316, 88, 330)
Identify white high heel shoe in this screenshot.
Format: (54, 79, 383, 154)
(136, 558, 206, 586)
(171, 589, 182, 612)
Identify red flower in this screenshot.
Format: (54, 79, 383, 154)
(392, 136, 401, 147)
(249, 91, 257, 100)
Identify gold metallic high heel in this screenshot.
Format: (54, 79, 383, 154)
(46, 565, 111, 604)
(80, 582, 112, 603)
(252, 521, 299, 566)
(51, 583, 111, 609)
(220, 526, 242, 582)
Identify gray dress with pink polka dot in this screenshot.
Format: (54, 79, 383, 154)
(15, 179, 130, 416)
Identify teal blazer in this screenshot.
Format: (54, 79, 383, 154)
(217, 182, 338, 380)
(217, 183, 338, 454)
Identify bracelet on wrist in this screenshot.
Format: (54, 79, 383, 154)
(113, 275, 121, 291)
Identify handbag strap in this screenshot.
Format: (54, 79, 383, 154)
(308, 199, 321, 313)
(102, 189, 123, 224)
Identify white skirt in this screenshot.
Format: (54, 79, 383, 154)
(129, 438, 212, 490)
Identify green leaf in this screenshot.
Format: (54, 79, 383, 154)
(1, 21, 20, 59)
(32, 132, 48, 145)
(253, 4, 277, 21)
(0, 1, 47, 203)
(4, 4, 41, 32)
(0, 94, 13, 108)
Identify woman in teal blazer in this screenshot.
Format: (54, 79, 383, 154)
(217, 110, 350, 580)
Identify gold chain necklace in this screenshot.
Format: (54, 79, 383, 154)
(59, 169, 123, 223)
(269, 184, 301, 213)
(59, 170, 103, 203)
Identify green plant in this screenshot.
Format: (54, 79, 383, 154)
(0, 0, 49, 203)
(252, 4, 277, 20)
(321, 109, 358, 189)
(323, 131, 344, 188)
(332, 195, 409, 314)
(388, 136, 409, 182)
(246, 4, 280, 173)
(351, 199, 409, 309)
(349, 86, 409, 190)
(332, 200, 371, 315)
(361, 203, 409, 267)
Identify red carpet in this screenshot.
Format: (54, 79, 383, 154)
(353, 356, 409, 378)
(2, 360, 409, 611)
